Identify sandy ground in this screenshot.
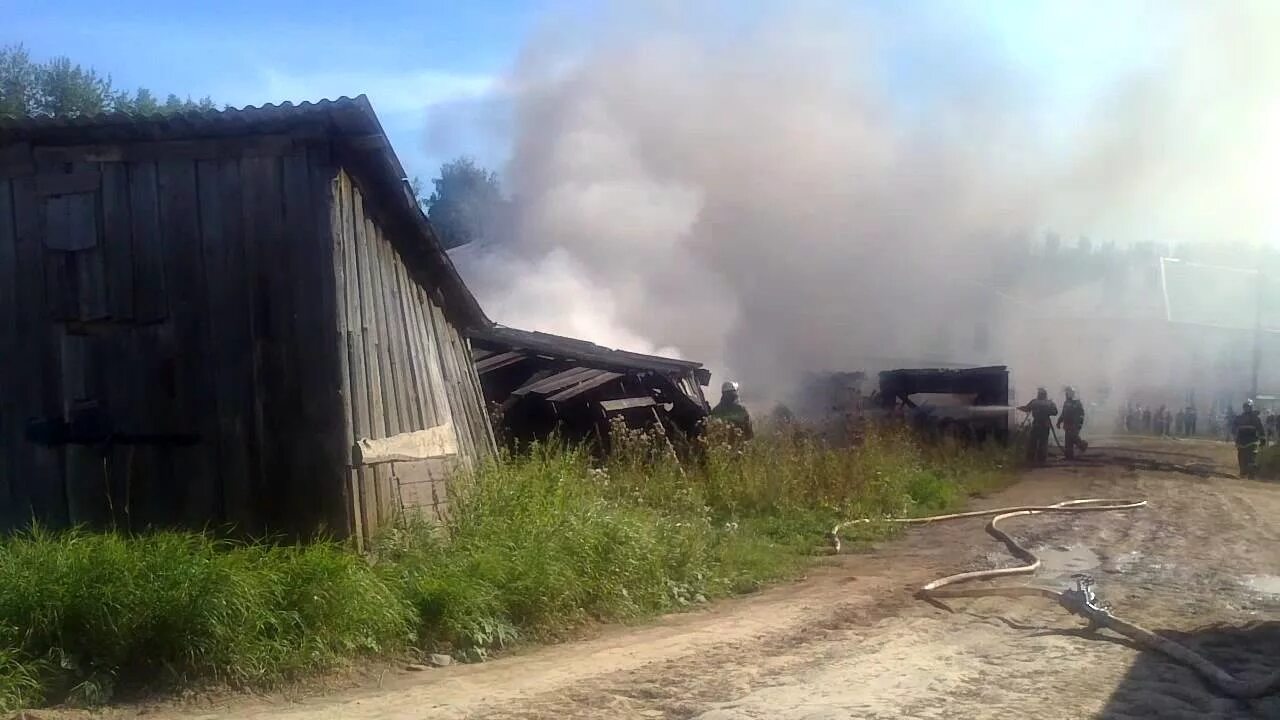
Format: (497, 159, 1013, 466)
(77, 437, 1279, 720)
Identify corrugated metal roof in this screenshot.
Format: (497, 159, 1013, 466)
(3, 96, 373, 140)
(0, 95, 490, 329)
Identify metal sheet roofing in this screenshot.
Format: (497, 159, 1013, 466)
(0, 95, 490, 329)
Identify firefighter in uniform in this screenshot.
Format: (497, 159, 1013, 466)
(1018, 387, 1058, 466)
(711, 381, 754, 440)
(1234, 399, 1266, 479)
(1058, 386, 1088, 459)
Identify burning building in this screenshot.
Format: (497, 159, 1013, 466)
(469, 325, 711, 450)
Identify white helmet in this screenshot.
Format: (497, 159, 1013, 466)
(721, 380, 739, 394)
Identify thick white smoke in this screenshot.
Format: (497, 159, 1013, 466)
(444, 1, 1280, 408)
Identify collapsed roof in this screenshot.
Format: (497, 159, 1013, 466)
(470, 325, 710, 448)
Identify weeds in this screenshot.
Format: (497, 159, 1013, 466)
(0, 420, 1014, 711)
(0, 530, 412, 708)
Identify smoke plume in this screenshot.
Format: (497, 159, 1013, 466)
(444, 1, 1280, 408)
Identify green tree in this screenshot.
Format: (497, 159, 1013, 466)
(0, 45, 41, 116)
(424, 157, 508, 250)
(0, 44, 215, 117)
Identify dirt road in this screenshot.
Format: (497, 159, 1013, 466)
(134, 438, 1279, 720)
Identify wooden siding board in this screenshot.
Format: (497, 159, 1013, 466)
(100, 163, 134, 320)
(393, 261, 431, 429)
(411, 266, 443, 428)
(59, 331, 105, 525)
(11, 174, 67, 525)
(451, 324, 493, 458)
(351, 191, 393, 527)
(197, 157, 254, 528)
(367, 224, 401, 439)
(388, 263, 420, 431)
(44, 250, 76, 321)
(373, 228, 411, 434)
(157, 157, 219, 526)
(128, 162, 167, 323)
(339, 174, 376, 540)
(327, 168, 362, 545)
(75, 252, 109, 322)
(411, 288, 451, 440)
(42, 192, 98, 251)
(0, 177, 16, 527)
(352, 190, 386, 441)
(367, 236, 398, 525)
(461, 335, 498, 454)
(94, 329, 130, 529)
(0, 142, 34, 177)
(426, 299, 476, 464)
(299, 148, 348, 536)
(282, 151, 329, 533)
(380, 233, 414, 432)
(399, 280, 427, 427)
(124, 323, 173, 526)
(240, 155, 286, 532)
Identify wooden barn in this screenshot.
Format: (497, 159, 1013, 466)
(470, 325, 711, 450)
(0, 96, 495, 544)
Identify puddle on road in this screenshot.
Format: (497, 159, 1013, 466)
(1034, 545, 1101, 581)
(1101, 550, 1143, 574)
(1244, 575, 1280, 595)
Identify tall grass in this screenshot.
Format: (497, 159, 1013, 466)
(0, 420, 1015, 711)
(0, 530, 413, 707)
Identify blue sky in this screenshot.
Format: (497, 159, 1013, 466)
(5, 0, 553, 178)
(4, 0, 1164, 184)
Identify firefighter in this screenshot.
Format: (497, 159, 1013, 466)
(1018, 387, 1058, 466)
(1057, 386, 1088, 459)
(1234, 399, 1266, 479)
(711, 380, 754, 440)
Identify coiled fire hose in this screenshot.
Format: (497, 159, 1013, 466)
(829, 499, 1280, 698)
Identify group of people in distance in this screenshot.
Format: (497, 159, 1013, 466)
(1019, 386, 1270, 480)
(1122, 403, 1199, 437)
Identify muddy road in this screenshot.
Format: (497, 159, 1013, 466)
(124, 438, 1279, 720)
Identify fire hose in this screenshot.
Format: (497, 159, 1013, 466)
(829, 500, 1280, 698)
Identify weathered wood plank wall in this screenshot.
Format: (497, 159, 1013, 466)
(331, 170, 494, 544)
(1, 135, 491, 542)
(0, 137, 345, 537)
